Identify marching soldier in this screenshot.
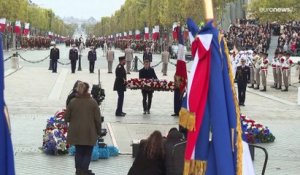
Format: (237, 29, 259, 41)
(161, 47, 169, 76)
(125, 45, 134, 74)
(235, 57, 250, 106)
(113, 56, 127, 117)
(254, 52, 263, 90)
(88, 46, 97, 73)
(107, 47, 115, 73)
(260, 53, 269, 91)
(50, 44, 60, 73)
(69, 44, 78, 74)
(271, 52, 279, 88)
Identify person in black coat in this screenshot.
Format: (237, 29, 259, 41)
(139, 59, 158, 114)
(113, 56, 127, 117)
(235, 58, 250, 106)
(69, 44, 79, 73)
(88, 46, 97, 73)
(50, 44, 59, 73)
(128, 131, 165, 175)
(143, 47, 153, 63)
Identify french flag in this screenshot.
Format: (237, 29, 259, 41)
(144, 27, 149, 40)
(172, 22, 178, 40)
(23, 23, 30, 35)
(135, 30, 141, 40)
(14, 21, 21, 34)
(0, 18, 6, 33)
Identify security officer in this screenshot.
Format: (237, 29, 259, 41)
(88, 46, 97, 73)
(50, 44, 60, 73)
(235, 58, 250, 106)
(69, 44, 78, 73)
(139, 59, 158, 114)
(125, 45, 134, 74)
(113, 56, 127, 117)
(143, 47, 153, 63)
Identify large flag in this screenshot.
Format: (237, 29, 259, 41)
(23, 23, 30, 35)
(128, 30, 132, 39)
(144, 27, 149, 40)
(172, 22, 178, 40)
(0, 18, 6, 33)
(0, 33, 15, 175)
(179, 19, 244, 175)
(14, 21, 21, 34)
(174, 26, 187, 95)
(135, 30, 141, 40)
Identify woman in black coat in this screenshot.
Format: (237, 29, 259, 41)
(128, 131, 165, 175)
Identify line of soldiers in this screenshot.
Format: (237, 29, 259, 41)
(230, 50, 296, 92)
(21, 36, 51, 49)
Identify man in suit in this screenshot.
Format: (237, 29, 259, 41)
(125, 45, 134, 74)
(139, 59, 158, 114)
(50, 44, 59, 73)
(69, 44, 78, 73)
(88, 46, 97, 73)
(143, 47, 152, 63)
(106, 47, 114, 73)
(235, 57, 250, 106)
(113, 56, 127, 117)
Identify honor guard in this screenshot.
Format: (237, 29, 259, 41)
(114, 56, 127, 117)
(161, 47, 170, 76)
(88, 46, 97, 73)
(282, 52, 293, 91)
(277, 53, 285, 90)
(254, 52, 263, 89)
(125, 45, 134, 74)
(260, 53, 269, 91)
(248, 51, 257, 88)
(50, 44, 60, 73)
(271, 52, 279, 88)
(69, 44, 78, 73)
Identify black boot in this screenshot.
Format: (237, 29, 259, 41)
(254, 85, 259, 90)
(260, 86, 266, 91)
(281, 87, 288, 92)
(248, 84, 254, 88)
(271, 83, 277, 88)
(276, 86, 281, 90)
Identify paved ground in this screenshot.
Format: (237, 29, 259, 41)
(4, 45, 300, 175)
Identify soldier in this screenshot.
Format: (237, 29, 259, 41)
(125, 45, 134, 74)
(277, 53, 285, 90)
(161, 47, 169, 76)
(254, 52, 263, 89)
(282, 53, 293, 91)
(88, 46, 97, 73)
(107, 47, 114, 73)
(260, 53, 269, 91)
(113, 56, 127, 117)
(139, 59, 158, 114)
(143, 47, 153, 63)
(235, 57, 250, 106)
(271, 52, 279, 88)
(50, 44, 60, 73)
(248, 51, 257, 88)
(286, 52, 293, 86)
(69, 44, 78, 74)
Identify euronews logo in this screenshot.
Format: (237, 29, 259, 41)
(259, 8, 294, 13)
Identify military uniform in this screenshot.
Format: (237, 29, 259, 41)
(125, 47, 134, 74)
(271, 55, 279, 88)
(260, 55, 269, 91)
(235, 64, 250, 106)
(248, 54, 256, 88)
(143, 50, 153, 62)
(277, 56, 285, 90)
(69, 48, 78, 73)
(161, 51, 169, 76)
(113, 58, 127, 116)
(254, 55, 262, 89)
(107, 49, 114, 73)
(282, 55, 293, 91)
(88, 49, 97, 73)
(50, 47, 60, 73)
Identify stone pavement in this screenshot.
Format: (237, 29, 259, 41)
(4, 45, 300, 175)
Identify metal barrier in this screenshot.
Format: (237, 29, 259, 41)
(249, 144, 268, 175)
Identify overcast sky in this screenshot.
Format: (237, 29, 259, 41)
(32, 0, 126, 20)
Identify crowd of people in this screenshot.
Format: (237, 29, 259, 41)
(20, 36, 52, 49)
(276, 21, 300, 55)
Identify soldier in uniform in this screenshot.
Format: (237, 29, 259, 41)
(143, 47, 153, 63)
(254, 52, 263, 89)
(69, 44, 78, 73)
(277, 52, 285, 90)
(139, 59, 158, 114)
(248, 50, 256, 88)
(50, 44, 60, 73)
(161, 47, 169, 76)
(271, 52, 279, 88)
(107, 47, 114, 73)
(282, 52, 293, 91)
(125, 45, 134, 74)
(88, 46, 97, 73)
(114, 56, 127, 117)
(260, 53, 269, 91)
(235, 58, 250, 106)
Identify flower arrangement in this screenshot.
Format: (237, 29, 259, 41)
(241, 115, 275, 144)
(126, 78, 175, 91)
(42, 110, 69, 155)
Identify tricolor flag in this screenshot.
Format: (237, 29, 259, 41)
(14, 21, 21, 34)
(154, 25, 159, 40)
(144, 27, 149, 40)
(172, 22, 178, 40)
(23, 23, 30, 35)
(48, 31, 53, 38)
(0, 33, 15, 175)
(0, 18, 6, 33)
(129, 31, 132, 39)
(135, 30, 141, 40)
(179, 19, 251, 175)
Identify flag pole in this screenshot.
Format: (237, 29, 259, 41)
(203, 0, 214, 22)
